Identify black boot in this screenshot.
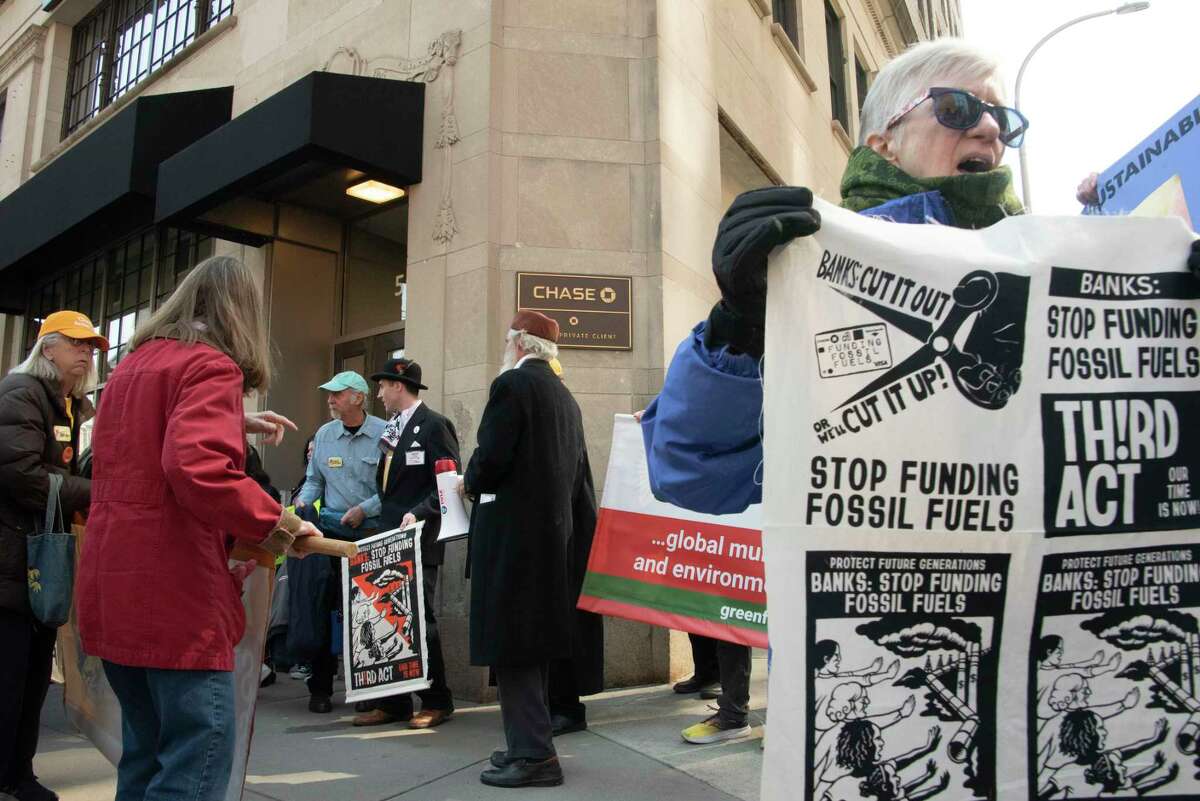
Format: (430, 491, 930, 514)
(673, 674, 719, 695)
(551, 713, 587, 736)
(479, 756, 564, 788)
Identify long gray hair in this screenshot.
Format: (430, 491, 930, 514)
(10, 332, 97, 399)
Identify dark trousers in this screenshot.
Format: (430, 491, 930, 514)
(715, 641, 751, 727)
(376, 564, 453, 716)
(548, 658, 585, 722)
(307, 513, 377, 699)
(306, 558, 343, 699)
(688, 633, 719, 681)
(0, 609, 56, 789)
(496, 663, 556, 760)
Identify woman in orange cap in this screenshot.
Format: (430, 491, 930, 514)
(0, 310, 107, 801)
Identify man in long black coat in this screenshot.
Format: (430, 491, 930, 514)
(464, 310, 602, 789)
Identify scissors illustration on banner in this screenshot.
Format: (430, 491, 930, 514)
(833, 269, 1030, 411)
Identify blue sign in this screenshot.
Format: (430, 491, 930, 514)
(1087, 93, 1200, 230)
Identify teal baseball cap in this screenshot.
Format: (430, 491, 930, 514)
(318, 371, 369, 394)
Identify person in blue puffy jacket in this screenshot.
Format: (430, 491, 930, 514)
(642, 37, 1200, 747)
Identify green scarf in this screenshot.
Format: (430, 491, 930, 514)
(839, 146, 1024, 230)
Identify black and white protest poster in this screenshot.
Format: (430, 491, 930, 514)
(760, 200, 1199, 801)
(806, 545, 1012, 801)
(1030, 539, 1200, 800)
(341, 523, 430, 703)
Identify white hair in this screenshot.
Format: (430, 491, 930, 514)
(10, 333, 96, 399)
(858, 38, 1005, 146)
(510, 329, 558, 361)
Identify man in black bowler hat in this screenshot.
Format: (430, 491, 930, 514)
(352, 357, 461, 728)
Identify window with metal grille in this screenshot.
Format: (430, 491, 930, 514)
(825, 1, 848, 132)
(156, 227, 213, 305)
(63, 0, 234, 137)
(772, 0, 802, 57)
(22, 228, 213, 378)
(103, 229, 157, 374)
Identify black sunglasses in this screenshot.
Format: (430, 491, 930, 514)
(886, 87, 1029, 148)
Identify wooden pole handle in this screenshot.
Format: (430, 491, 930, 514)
(293, 536, 358, 559)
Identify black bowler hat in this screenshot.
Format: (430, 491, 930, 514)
(371, 357, 428, 390)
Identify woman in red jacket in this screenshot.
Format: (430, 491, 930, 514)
(77, 256, 320, 801)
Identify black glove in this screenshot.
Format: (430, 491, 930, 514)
(705, 186, 821, 358)
(1189, 240, 1200, 281)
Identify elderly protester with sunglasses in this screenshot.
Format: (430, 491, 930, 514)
(643, 36, 1200, 517)
(0, 311, 107, 801)
(637, 37, 1200, 747)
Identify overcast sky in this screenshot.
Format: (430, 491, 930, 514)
(960, 0, 1198, 215)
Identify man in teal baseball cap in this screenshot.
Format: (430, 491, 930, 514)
(318, 370, 371, 396)
(294, 369, 386, 715)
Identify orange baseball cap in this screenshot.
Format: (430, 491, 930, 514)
(37, 310, 110, 351)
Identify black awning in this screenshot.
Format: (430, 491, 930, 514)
(154, 72, 424, 225)
(0, 88, 232, 313)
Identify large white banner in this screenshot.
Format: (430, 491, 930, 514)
(579, 415, 766, 647)
(762, 201, 1199, 801)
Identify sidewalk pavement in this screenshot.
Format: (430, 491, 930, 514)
(35, 653, 767, 800)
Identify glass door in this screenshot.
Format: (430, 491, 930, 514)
(334, 326, 405, 420)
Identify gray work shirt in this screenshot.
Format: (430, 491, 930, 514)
(296, 415, 386, 516)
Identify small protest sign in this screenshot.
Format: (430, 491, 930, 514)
(341, 524, 430, 703)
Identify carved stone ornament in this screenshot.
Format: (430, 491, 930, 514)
(0, 25, 47, 86)
(322, 31, 463, 246)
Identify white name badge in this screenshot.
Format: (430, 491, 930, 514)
(479, 493, 496, 504)
(406, 450, 425, 466)
(53, 425, 72, 442)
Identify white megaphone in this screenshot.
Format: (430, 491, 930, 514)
(433, 459, 470, 541)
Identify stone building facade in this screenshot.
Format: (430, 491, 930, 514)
(0, 0, 960, 699)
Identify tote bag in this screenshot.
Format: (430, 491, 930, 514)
(27, 472, 76, 627)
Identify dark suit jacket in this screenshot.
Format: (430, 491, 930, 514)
(376, 402, 460, 567)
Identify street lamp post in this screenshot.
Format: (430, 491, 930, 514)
(1014, 2, 1150, 212)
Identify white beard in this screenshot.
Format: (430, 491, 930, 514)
(499, 338, 520, 375)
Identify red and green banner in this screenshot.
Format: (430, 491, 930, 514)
(578, 416, 767, 648)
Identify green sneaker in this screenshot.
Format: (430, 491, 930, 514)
(681, 714, 752, 744)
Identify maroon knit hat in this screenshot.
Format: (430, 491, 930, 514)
(510, 310, 560, 343)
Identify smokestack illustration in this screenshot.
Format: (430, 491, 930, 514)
(1192, 632, 1200, 696)
(1184, 632, 1200, 697)
(1084, 608, 1200, 754)
(917, 671, 979, 763)
(857, 617, 984, 764)
(1179, 642, 1193, 697)
(1088, 609, 1200, 756)
(967, 642, 980, 710)
(1118, 660, 1200, 756)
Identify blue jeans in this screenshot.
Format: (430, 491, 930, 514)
(102, 662, 235, 801)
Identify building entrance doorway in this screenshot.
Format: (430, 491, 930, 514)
(338, 198, 408, 420)
(334, 326, 405, 420)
